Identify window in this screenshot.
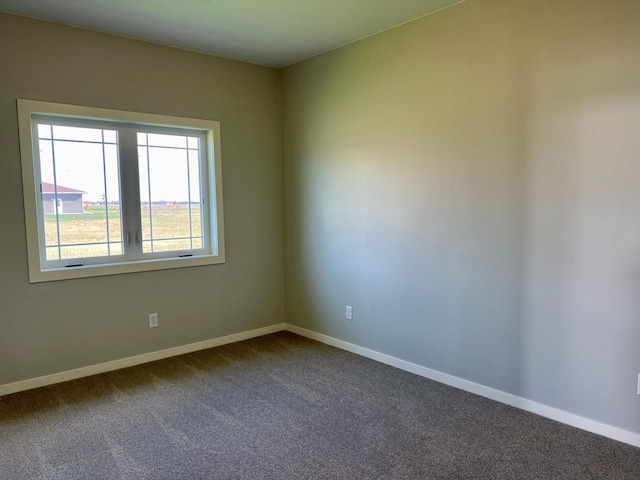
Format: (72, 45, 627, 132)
(18, 100, 225, 282)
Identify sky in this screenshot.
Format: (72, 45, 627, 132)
(38, 125, 201, 203)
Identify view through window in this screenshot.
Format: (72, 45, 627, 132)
(137, 132, 203, 253)
(18, 100, 225, 282)
(38, 124, 122, 261)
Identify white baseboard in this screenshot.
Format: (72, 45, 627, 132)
(0, 323, 286, 397)
(285, 324, 640, 448)
(3, 321, 638, 448)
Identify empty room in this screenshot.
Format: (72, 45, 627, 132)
(1, 0, 639, 478)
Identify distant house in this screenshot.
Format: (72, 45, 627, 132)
(41, 182, 86, 214)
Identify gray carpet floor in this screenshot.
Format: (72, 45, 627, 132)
(1, 332, 639, 479)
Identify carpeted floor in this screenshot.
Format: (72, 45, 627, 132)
(0, 332, 638, 479)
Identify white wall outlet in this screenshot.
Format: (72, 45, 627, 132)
(637, 374, 640, 395)
(346, 305, 353, 321)
(149, 313, 158, 328)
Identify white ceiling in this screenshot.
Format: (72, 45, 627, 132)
(0, 0, 463, 67)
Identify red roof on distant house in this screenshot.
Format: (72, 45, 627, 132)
(41, 182, 86, 194)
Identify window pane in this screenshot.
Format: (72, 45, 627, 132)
(46, 246, 59, 261)
(103, 130, 117, 143)
(38, 124, 52, 139)
(138, 145, 152, 249)
(188, 150, 202, 240)
(191, 204, 202, 245)
(109, 243, 122, 256)
(52, 125, 103, 143)
(147, 133, 187, 149)
(55, 142, 107, 246)
(60, 244, 109, 260)
(44, 217, 59, 247)
(39, 139, 60, 248)
(38, 124, 123, 260)
(104, 144, 122, 245)
(151, 239, 193, 253)
(138, 134, 203, 253)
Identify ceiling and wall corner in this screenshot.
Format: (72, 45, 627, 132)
(0, 0, 465, 67)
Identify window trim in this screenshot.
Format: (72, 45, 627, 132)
(17, 99, 225, 283)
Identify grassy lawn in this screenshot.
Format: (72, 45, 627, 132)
(45, 204, 202, 260)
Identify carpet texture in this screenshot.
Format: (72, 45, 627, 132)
(1, 331, 638, 479)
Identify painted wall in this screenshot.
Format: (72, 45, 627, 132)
(282, 0, 640, 434)
(0, 14, 284, 384)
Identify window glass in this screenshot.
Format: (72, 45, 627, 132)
(18, 99, 224, 282)
(138, 133, 203, 254)
(37, 124, 122, 261)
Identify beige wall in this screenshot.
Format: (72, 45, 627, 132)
(282, 0, 640, 434)
(0, 14, 284, 383)
(3, 0, 640, 439)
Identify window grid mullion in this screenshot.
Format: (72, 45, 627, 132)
(199, 135, 208, 249)
(187, 146, 193, 250)
(101, 129, 111, 257)
(49, 131, 62, 261)
(145, 134, 154, 253)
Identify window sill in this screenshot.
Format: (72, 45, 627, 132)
(30, 253, 225, 283)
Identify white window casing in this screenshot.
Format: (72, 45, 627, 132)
(17, 99, 225, 282)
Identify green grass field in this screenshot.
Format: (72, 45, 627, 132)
(45, 204, 202, 260)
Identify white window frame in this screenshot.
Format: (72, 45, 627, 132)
(17, 99, 225, 283)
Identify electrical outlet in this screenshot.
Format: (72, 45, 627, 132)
(149, 313, 158, 328)
(346, 305, 353, 321)
(637, 374, 640, 395)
